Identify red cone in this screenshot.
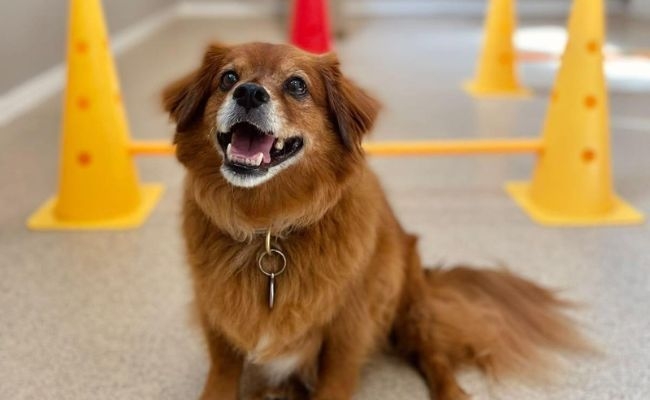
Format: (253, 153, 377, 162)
(290, 0, 332, 54)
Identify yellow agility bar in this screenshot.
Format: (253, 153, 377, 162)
(128, 140, 176, 156)
(128, 138, 543, 157)
(362, 138, 542, 156)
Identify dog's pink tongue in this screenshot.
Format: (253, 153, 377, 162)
(231, 132, 275, 163)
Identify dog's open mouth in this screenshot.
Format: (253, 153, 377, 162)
(217, 122, 304, 175)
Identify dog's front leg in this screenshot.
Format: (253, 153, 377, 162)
(199, 328, 244, 400)
(312, 306, 373, 400)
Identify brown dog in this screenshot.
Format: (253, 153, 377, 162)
(163, 42, 586, 400)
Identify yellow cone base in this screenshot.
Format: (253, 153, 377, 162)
(506, 181, 645, 226)
(463, 81, 532, 98)
(27, 184, 164, 230)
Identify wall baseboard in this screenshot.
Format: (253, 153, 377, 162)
(0, 66, 66, 127)
(0, 5, 177, 127)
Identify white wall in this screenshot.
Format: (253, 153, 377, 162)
(629, 0, 650, 19)
(0, 0, 177, 93)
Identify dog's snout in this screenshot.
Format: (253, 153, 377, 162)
(233, 83, 270, 111)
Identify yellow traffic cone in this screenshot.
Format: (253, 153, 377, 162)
(28, 0, 162, 230)
(464, 0, 531, 97)
(506, 0, 644, 226)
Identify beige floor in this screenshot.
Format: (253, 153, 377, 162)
(1, 14, 650, 400)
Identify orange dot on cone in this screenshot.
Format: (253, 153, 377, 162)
(582, 148, 596, 163)
(551, 90, 559, 102)
(78, 152, 92, 166)
(499, 52, 513, 65)
(587, 40, 600, 53)
(77, 96, 90, 110)
(75, 41, 89, 53)
(584, 95, 598, 109)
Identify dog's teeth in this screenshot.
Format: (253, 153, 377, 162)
(274, 138, 285, 150)
(227, 150, 263, 167)
(253, 153, 263, 166)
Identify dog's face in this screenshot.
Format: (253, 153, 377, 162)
(163, 43, 379, 188)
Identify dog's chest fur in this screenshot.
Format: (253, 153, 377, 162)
(245, 330, 322, 384)
(183, 170, 405, 385)
(187, 216, 361, 358)
(192, 234, 341, 382)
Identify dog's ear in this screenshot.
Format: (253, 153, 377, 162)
(162, 44, 228, 132)
(321, 55, 381, 151)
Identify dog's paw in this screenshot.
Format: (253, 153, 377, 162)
(243, 387, 309, 400)
(261, 390, 291, 400)
(263, 396, 287, 400)
(241, 379, 311, 400)
(433, 385, 471, 400)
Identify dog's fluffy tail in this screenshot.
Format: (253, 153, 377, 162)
(393, 238, 591, 400)
(417, 266, 590, 379)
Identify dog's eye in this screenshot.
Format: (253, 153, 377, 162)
(220, 71, 239, 90)
(285, 77, 307, 97)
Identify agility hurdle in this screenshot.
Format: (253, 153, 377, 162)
(127, 138, 544, 157)
(27, 0, 644, 230)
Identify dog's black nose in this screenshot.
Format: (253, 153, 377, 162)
(233, 83, 270, 111)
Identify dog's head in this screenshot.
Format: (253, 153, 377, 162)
(163, 42, 380, 189)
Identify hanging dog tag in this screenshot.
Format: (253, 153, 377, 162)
(269, 273, 276, 309)
(258, 245, 287, 310)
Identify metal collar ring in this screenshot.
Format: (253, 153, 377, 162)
(258, 249, 287, 277)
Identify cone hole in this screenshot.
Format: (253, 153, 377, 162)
(75, 41, 88, 53)
(77, 97, 90, 110)
(587, 40, 600, 54)
(78, 152, 92, 166)
(551, 90, 559, 102)
(582, 149, 596, 163)
(499, 52, 512, 65)
(584, 95, 598, 109)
